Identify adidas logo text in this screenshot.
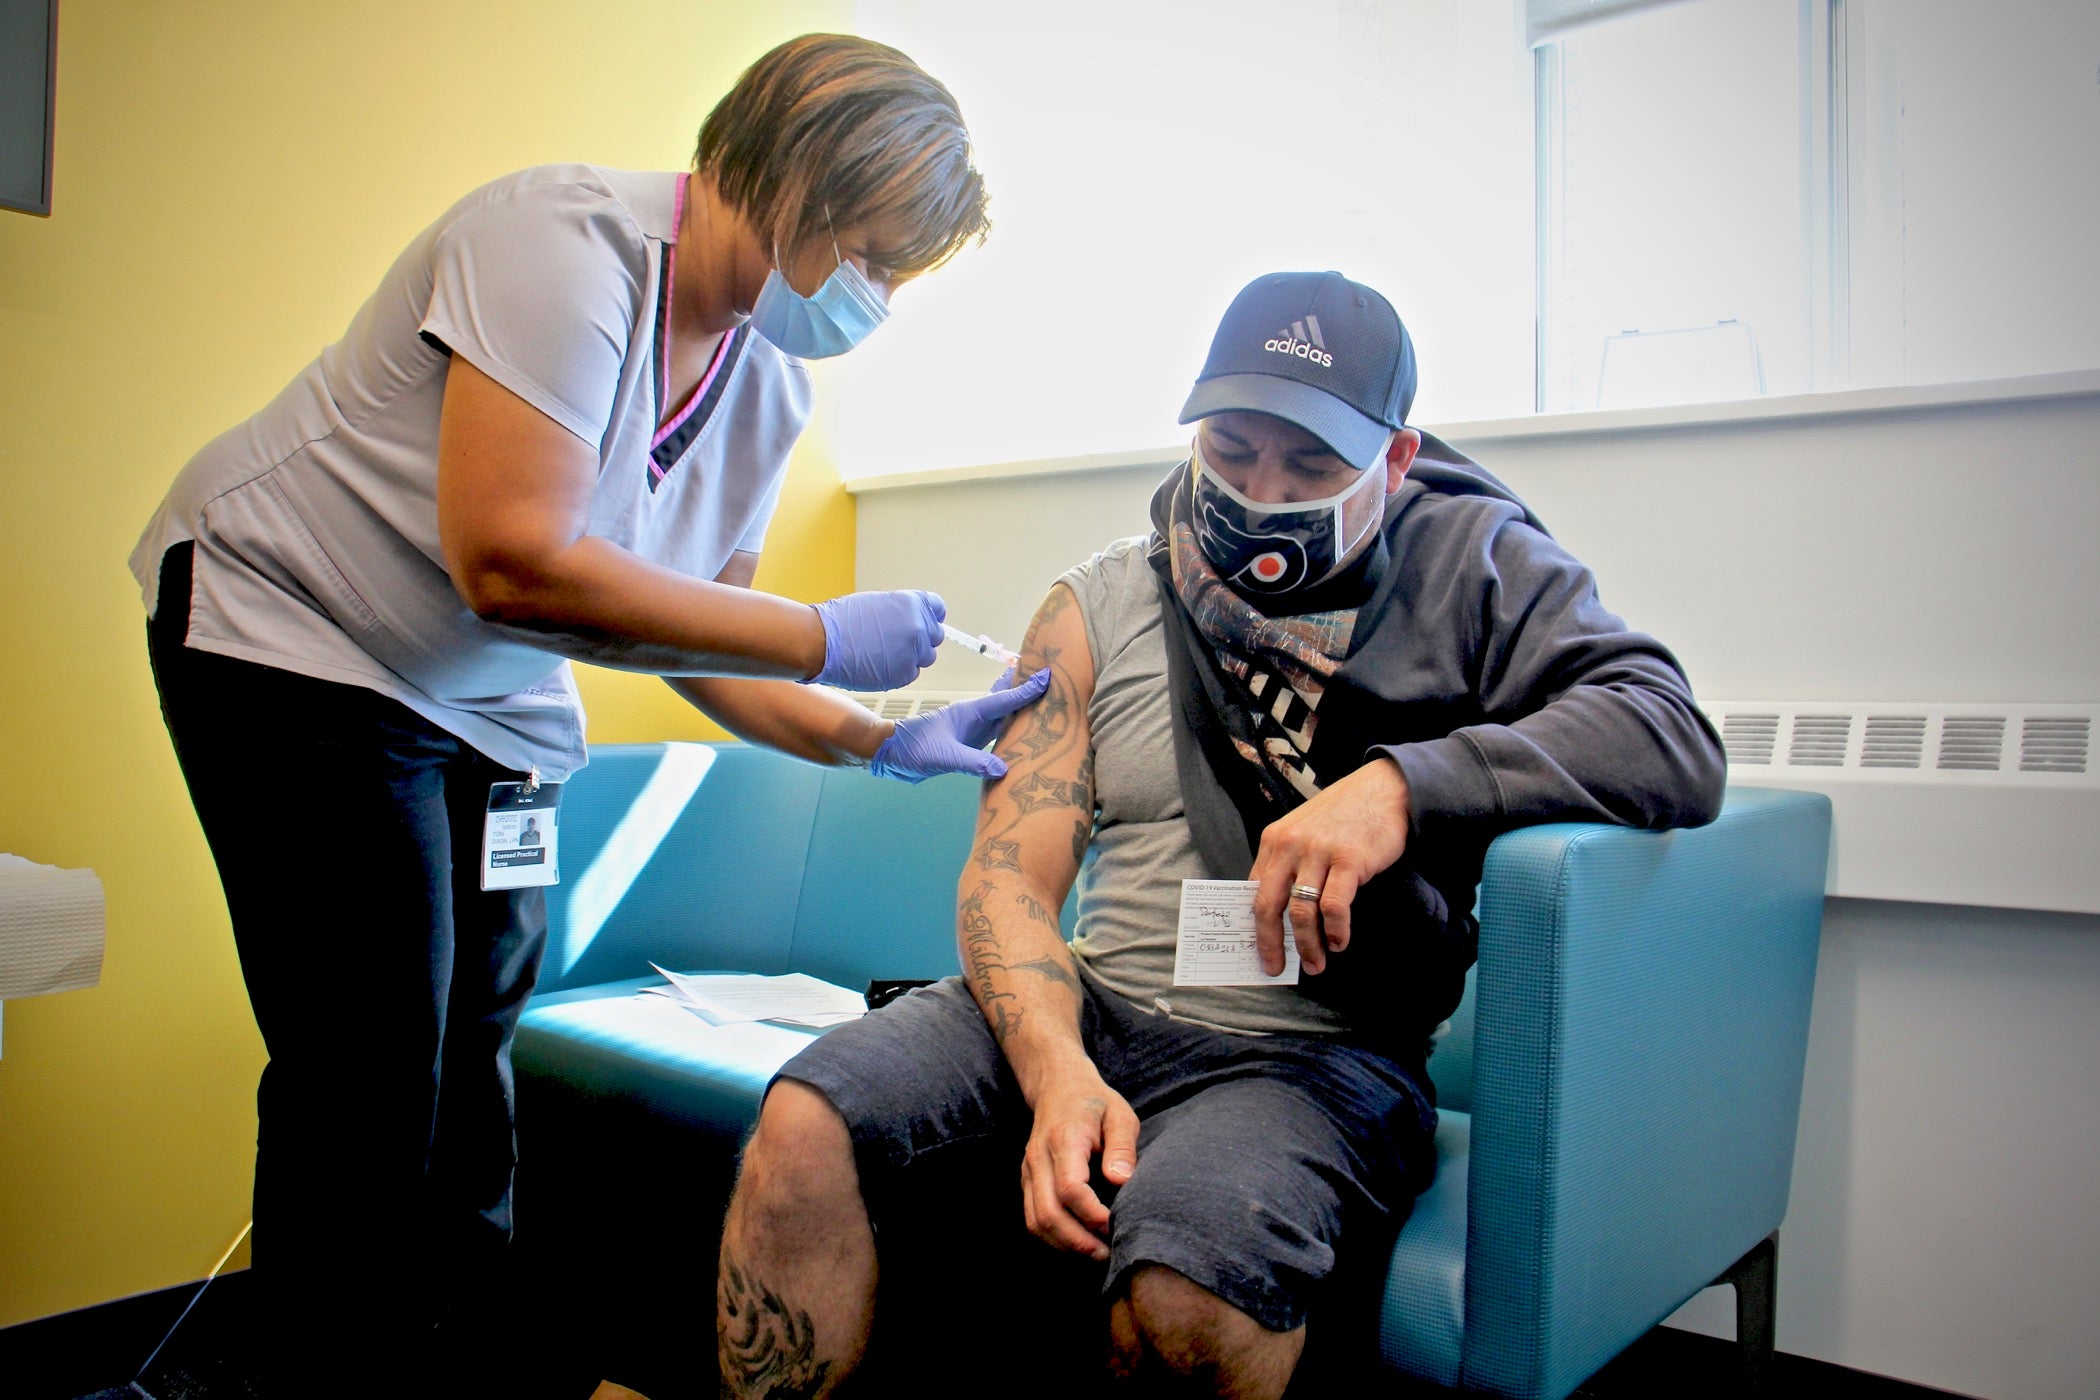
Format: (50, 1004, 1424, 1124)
(1264, 336, 1333, 367)
(1263, 315, 1333, 367)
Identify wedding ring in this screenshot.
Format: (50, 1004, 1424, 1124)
(1289, 883, 1323, 904)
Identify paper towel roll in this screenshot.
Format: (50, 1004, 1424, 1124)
(0, 854, 106, 998)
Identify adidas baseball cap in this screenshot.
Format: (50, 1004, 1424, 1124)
(1178, 271, 1417, 470)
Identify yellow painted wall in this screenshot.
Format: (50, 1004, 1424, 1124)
(0, 0, 852, 1327)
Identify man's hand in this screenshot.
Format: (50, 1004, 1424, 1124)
(1019, 1062, 1140, 1262)
(1251, 755, 1412, 976)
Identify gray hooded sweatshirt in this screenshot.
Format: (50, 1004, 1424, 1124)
(1139, 435, 1727, 1052)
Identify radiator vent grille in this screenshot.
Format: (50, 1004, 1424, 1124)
(1860, 715, 1927, 769)
(1721, 714, 1779, 765)
(2022, 717, 2091, 773)
(1938, 717, 2007, 771)
(1788, 715, 1852, 767)
(1695, 702, 2098, 913)
(1702, 703, 2094, 782)
(850, 690, 965, 721)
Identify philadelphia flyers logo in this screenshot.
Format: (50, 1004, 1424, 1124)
(1197, 493, 1312, 593)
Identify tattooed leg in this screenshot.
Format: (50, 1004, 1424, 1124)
(718, 1260, 830, 1399)
(717, 1081, 876, 1398)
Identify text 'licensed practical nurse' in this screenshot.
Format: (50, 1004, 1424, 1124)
(128, 33, 1038, 1389)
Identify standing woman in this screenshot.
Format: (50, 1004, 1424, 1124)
(131, 34, 1032, 1389)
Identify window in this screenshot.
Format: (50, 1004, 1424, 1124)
(1535, 0, 2100, 413)
(1843, 0, 2100, 389)
(838, 0, 1534, 479)
(835, 1, 2100, 480)
(1536, 0, 1819, 411)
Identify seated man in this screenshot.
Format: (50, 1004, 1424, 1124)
(715, 272, 1727, 1397)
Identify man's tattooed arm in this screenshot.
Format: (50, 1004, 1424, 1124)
(955, 583, 1097, 1079)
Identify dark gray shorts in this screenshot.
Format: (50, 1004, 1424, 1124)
(775, 969, 1436, 1336)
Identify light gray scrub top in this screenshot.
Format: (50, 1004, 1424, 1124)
(130, 165, 813, 780)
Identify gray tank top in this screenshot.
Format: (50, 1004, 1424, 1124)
(1064, 537, 1350, 1038)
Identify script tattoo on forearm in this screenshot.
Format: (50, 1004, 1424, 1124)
(959, 880, 1022, 1044)
(718, 1257, 830, 1399)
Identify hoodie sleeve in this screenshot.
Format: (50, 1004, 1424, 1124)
(1373, 512, 1727, 840)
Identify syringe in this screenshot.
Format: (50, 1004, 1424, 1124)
(941, 622, 1022, 668)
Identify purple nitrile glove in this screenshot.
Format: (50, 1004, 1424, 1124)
(870, 668, 1052, 783)
(809, 589, 945, 692)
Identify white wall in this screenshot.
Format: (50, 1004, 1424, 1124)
(855, 387, 2100, 1398)
(1672, 896, 2100, 1400)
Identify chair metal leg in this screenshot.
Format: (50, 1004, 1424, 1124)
(1717, 1231, 1778, 1399)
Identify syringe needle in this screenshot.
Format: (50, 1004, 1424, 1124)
(941, 622, 1021, 667)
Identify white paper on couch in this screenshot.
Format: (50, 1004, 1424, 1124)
(644, 963, 867, 1028)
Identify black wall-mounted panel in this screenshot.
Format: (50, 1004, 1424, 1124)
(1, 0, 57, 216)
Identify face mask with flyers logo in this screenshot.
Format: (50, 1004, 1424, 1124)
(1189, 438, 1387, 595)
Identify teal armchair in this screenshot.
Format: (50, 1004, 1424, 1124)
(1382, 787, 1830, 1397)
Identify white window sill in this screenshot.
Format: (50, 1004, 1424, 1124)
(840, 368, 2100, 494)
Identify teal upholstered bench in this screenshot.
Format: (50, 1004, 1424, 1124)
(517, 742, 980, 1134)
(512, 742, 1829, 1399)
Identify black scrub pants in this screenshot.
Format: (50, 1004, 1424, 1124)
(147, 544, 547, 1393)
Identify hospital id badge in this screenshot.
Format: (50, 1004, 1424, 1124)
(482, 778, 562, 890)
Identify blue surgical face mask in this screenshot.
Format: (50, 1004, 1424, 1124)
(1191, 439, 1386, 595)
(748, 237, 890, 359)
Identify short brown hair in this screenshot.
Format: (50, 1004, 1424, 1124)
(697, 34, 990, 279)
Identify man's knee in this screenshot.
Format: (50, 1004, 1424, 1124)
(731, 1079, 862, 1237)
(1124, 1263, 1304, 1384)
(1125, 1264, 1244, 1364)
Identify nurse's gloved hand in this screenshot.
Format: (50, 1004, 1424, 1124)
(870, 668, 1051, 783)
(809, 590, 945, 692)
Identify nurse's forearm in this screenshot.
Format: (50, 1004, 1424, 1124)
(436, 355, 827, 678)
(666, 675, 896, 765)
(459, 536, 827, 679)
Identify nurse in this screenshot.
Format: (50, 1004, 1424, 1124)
(130, 33, 1029, 1389)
